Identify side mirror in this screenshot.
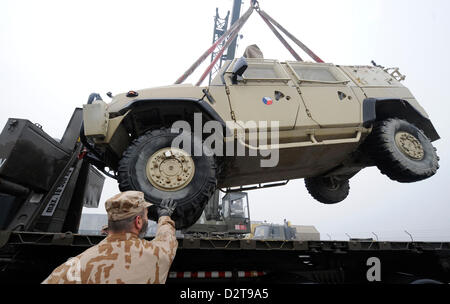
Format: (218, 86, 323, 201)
(231, 57, 248, 84)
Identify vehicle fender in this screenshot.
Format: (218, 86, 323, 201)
(363, 98, 440, 141)
(118, 98, 227, 127)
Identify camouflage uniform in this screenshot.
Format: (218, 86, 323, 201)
(42, 191, 178, 284)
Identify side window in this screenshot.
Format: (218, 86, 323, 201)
(243, 65, 280, 79)
(232, 59, 291, 83)
(292, 66, 337, 82)
(286, 62, 348, 83)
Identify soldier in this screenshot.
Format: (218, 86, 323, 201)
(42, 191, 178, 284)
(243, 44, 264, 59)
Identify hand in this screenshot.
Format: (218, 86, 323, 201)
(157, 198, 177, 218)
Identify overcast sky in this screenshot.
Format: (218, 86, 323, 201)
(1, 0, 449, 241)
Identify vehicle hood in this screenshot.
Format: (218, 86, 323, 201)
(106, 84, 206, 113)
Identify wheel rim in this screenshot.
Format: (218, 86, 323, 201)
(146, 147, 195, 192)
(323, 177, 340, 191)
(395, 131, 425, 160)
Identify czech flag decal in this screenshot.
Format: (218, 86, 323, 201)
(262, 97, 273, 105)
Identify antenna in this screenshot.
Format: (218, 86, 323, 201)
(405, 230, 414, 243)
(372, 232, 379, 241)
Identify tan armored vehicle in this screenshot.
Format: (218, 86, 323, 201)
(82, 57, 440, 228)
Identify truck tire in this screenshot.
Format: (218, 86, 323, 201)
(305, 176, 350, 205)
(364, 119, 439, 183)
(118, 128, 217, 229)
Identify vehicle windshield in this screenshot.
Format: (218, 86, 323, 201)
(230, 198, 245, 217)
(271, 226, 283, 240)
(254, 226, 269, 239)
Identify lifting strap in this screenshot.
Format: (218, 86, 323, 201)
(195, 7, 253, 86)
(258, 9, 324, 63)
(175, 1, 324, 85)
(257, 9, 303, 62)
(175, 5, 254, 85)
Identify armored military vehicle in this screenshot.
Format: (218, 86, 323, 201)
(252, 220, 320, 241)
(82, 57, 440, 228)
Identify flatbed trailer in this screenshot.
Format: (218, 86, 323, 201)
(0, 114, 448, 284)
(0, 230, 449, 284)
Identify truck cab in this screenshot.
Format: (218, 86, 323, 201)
(183, 191, 251, 237)
(253, 220, 296, 241)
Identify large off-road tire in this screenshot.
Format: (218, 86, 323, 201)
(364, 119, 439, 183)
(118, 128, 217, 229)
(305, 176, 350, 205)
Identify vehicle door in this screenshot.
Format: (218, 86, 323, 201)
(225, 59, 301, 132)
(285, 62, 361, 128)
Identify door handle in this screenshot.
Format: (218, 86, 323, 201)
(274, 91, 285, 101)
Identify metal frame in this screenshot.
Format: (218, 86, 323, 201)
(224, 180, 290, 192)
(1, 230, 449, 251)
(1, 230, 449, 283)
(208, 8, 230, 85)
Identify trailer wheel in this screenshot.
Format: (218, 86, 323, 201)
(364, 119, 439, 183)
(118, 128, 217, 229)
(305, 176, 350, 205)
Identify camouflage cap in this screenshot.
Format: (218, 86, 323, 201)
(105, 191, 152, 221)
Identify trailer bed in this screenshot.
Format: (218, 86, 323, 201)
(1, 230, 449, 284)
